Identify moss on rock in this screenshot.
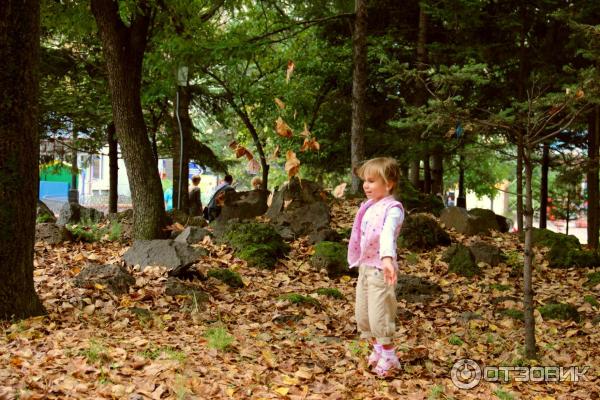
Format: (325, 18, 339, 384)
(442, 244, 481, 278)
(223, 222, 289, 269)
(311, 241, 353, 278)
(525, 228, 581, 249)
(207, 268, 244, 288)
(315, 287, 344, 299)
(395, 177, 445, 216)
(586, 271, 600, 287)
(547, 245, 599, 269)
(538, 302, 580, 322)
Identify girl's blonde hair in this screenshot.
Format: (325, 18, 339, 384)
(355, 157, 400, 190)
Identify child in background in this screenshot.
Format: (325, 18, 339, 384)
(347, 157, 405, 377)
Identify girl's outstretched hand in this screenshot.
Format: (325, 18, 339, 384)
(381, 258, 397, 286)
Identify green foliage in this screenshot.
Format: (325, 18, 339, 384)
(527, 228, 581, 250)
(500, 308, 524, 321)
(546, 245, 599, 269)
(494, 389, 515, 400)
(448, 334, 464, 346)
(36, 214, 54, 223)
(584, 295, 599, 308)
(108, 222, 122, 242)
(79, 339, 109, 365)
(278, 293, 321, 307)
(311, 241, 348, 277)
(315, 287, 344, 299)
(428, 385, 445, 400)
(207, 268, 244, 288)
(586, 271, 600, 287)
(66, 218, 105, 243)
(223, 222, 289, 269)
(204, 327, 234, 351)
(490, 283, 511, 292)
(538, 303, 581, 322)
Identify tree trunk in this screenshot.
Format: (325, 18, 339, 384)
(412, 4, 428, 194)
(108, 123, 118, 214)
(457, 153, 466, 208)
(516, 138, 524, 232)
(91, 0, 166, 239)
(409, 159, 420, 188)
(350, 0, 367, 193)
(172, 86, 191, 211)
(539, 142, 549, 229)
(69, 127, 79, 204)
(523, 145, 537, 360)
(0, 0, 46, 319)
(423, 150, 431, 194)
(431, 145, 444, 196)
(587, 107, 599, 250)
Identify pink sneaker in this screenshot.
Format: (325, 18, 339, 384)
(373, 355, 401, 377)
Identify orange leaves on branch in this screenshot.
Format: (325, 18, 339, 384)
(300, 137, 320, 152)
(285, 150, 300, 179)
(274, 98, 285, 109)
(235, 145, 253, 160)
(300, 122, 310, 137)
(286, 60, 295, 83)
(276, 117, 293, 138)
(247, 159, 261, 174)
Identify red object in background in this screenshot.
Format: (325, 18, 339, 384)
(576, 218, 587, 228)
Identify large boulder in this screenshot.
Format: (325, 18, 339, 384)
(37, 200, 56, 223)
(395, 275, 442, 303)
(310, 241, 356, 278)
(442, 243, 481, 277)
(73, 263, 135, 296)
(174, 226, 211, 244)
(217, 190, 268, 222)
(165, 277, 209, 303)
(399, 213, 451, 250)
(468, 208, 511, 233)
(166, 209, 207, 227)
(35, 222, 70, 244)
(468, 241, 503, 267)
(266, 177, 331, 237)
(521, 228, 599, 269)
(440, 207, 499, 236)
(122, 240, 207, 272)
(57, 202, 104, 226)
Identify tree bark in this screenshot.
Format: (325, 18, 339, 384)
(516, 137, 524, 232)
(91, 0, 166, 239)
(411, 4, 428, 193)
(457, 153, 466, 208)
(409, 159, 420, 188)
(539, 142, 549, 229)
(107, 123, 118, 214)
(587, 106, 599, 250)
(431, 146, 444, 196)
(350, 0, 367, 193)
(172, 86, 191, 211)
(0, 0, 46, 319)
(523, 145, 537, 359)
(423, 151, 431, 194)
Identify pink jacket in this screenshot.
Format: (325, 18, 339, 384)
(347, 195, 404, 270)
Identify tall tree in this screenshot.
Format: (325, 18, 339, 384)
(0, 0, 46, 319)
(350, 0, 367, 192)
(91, 0, 166, 239)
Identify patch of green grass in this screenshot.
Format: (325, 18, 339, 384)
(108, 222, 122, 241)
(174, 374, 189, 400)
(204, 326, 234, 351)
(486, 333, 495, 344)
(586, 271, 600, 287)
(79, 339, 109, 365)
(584, 295, 599, 308)
(278, 293, 321, 307)
(538, 302, 581, 322)
(348, 340, 369, 357)
(448, 334, 464, 346)
(139, 346, 161, 360)
(494, 388, 515, 400)
(406, 252, 419, 265)
(428, 384, 445, 400)
(500, 308, 524, 321)
(315, 287, 344, 299)
(66, 218, 105, 243)
(490, 283, 511, 291)
(163, 347, 186, 363)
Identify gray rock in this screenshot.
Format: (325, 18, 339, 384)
(395, 274, 442, 303)
(469, 241, 502, 266)
(175, 227, 210, 244)
(307, 228, 341, 245)
(266, 177, 331, 237)
(57, 202, 104, 226)
(399, 213, 451, 250)
(165, 277, 209, 303)
(440, 206, 499, 236)
(37, 200, 57, 223)
(218, 190, 268, 222)
(468, 208, 510, 233)
(35, 223, 70, 244)
(122, 239, 207, 271)
(73, 263, 134, 295)
(442, 243, 481, 277)
(273, 225, 295, 241)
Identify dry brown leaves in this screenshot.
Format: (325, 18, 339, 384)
(0, 203, 598, 399)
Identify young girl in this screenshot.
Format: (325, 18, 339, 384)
(347, 157, 404, 377)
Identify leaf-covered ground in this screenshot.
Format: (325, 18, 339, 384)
(1, 200, 598, 399)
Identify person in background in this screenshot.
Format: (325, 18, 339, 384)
(188, 175, 202, 216)
(203, 174, 234, 221)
